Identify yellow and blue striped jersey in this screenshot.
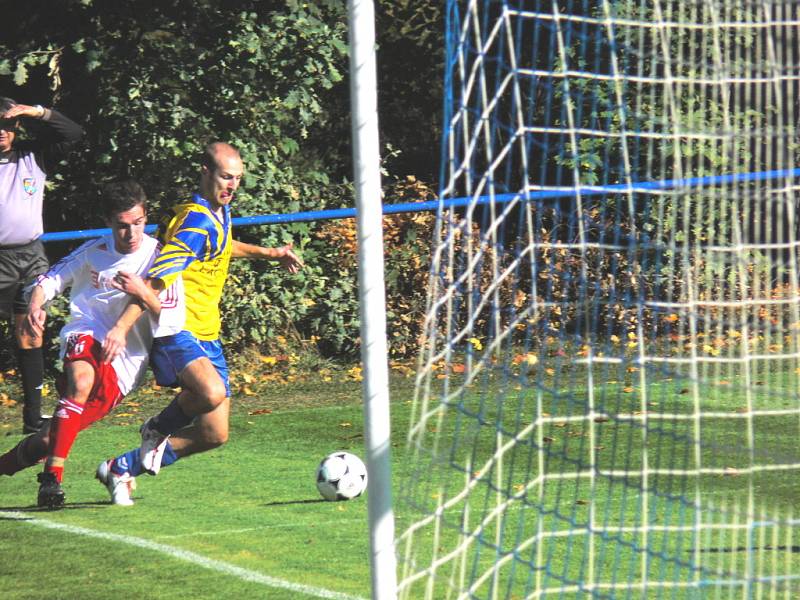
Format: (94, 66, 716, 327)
(147, 193, 232, 340)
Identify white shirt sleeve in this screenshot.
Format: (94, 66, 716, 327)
(34, 239, 94, 303)
(149, 273, 185, 337)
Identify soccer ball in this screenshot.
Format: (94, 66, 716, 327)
(315, 451, 368, 501)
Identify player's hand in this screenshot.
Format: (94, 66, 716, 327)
(23, 307, 47, 339)
(110, 271, 148, 299)
(101, 325, 127, 364)
(278, 243, 303, 274)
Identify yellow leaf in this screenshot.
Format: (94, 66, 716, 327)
(468, 337, 483, 351)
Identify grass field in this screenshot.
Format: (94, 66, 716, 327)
(397, 364, 800, 598)
(0, 363, 415, 600)
(2, 358, 800, 599)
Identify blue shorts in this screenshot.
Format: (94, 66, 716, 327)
(150, 331, 231, 397)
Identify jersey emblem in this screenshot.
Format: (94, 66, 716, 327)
(22, 177, 37, 195)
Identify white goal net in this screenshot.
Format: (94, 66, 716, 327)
(396, 1, 800, 598)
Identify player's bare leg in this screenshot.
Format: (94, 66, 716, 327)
(167, 396, 230, 458)
(138, 357, 226, 473)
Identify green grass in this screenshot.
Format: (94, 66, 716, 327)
(396, 365, 800, 598)
(0, 371, 416, 600)
(2, 362, 800, 599)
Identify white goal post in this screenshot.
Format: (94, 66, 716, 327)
(348, 1, 398, 599)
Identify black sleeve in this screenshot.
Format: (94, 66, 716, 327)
(15, 109, 85, 173)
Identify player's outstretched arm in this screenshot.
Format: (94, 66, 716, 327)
(230, 240, 304, 274)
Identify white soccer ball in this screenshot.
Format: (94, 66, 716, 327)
(315, 451, 368, 501)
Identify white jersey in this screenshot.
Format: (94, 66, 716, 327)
(36, 233, 185, 394)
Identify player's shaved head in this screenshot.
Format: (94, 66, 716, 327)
(201, 142, 240, 172)
(199, 141, 244, 209)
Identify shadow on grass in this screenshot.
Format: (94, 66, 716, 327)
(0, 501, 110, 514)
(262, 498, 328, 507)
(697, 545, 800, 553)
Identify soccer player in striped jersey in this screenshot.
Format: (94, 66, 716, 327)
(0, 180, 184, 508)
(99, 142, 302, 498)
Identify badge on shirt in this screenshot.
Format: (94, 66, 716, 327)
(23, 177, 37, 195)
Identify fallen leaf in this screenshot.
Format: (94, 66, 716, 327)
(0, 393, 17, 407)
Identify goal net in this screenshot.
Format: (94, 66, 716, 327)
(396, 1, 800, 597)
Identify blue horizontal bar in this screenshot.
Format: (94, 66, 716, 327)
(40, 168, 800, 243)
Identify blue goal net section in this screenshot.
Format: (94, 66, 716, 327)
(396, 1, 800, 598)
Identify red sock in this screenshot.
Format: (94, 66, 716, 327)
(0, 436, 47, 476)
(45, 398, 85, 483)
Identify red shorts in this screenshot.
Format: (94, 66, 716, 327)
(56, 333, 123, 430)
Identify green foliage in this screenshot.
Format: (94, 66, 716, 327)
(0, 0, 446, 365)
(303, 178, 438, 359)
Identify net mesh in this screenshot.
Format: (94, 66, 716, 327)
(396, 1, 800, 597)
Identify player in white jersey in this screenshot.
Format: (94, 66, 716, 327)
(0, 180, 184, 508)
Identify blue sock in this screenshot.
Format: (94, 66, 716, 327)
(112, 441, 179, 477)
(160, 442, 179, 469)
(152, 397, 193, 435)
(111, 448, 143, 476)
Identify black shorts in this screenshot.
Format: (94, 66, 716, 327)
(0, 239, 49, 315)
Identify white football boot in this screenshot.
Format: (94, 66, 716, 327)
(96, 459, 136, 506)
